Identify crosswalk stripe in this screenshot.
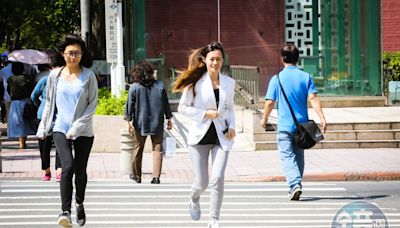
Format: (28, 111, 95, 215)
(1, 180, 398, 228)
(1, 220, 400, 225)
(0, 182, 338, 187)
(1, 187, 346, 193)
(0, 202, 360, 206)
(0, 195, 365, 200)
(2, 213, 400, 219)
(2, 207, 393, 212)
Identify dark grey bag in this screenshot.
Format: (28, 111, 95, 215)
(295, 120, 324, 149)
(277, 74, 324, 149)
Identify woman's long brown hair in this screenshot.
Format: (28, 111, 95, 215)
(172, 42, 225, 95)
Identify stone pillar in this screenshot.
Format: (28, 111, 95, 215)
(120, 129, 133, 175)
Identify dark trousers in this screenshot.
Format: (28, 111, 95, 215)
(53, 132, 93, 212)
(38, 135, 61, 171)
(131, 130, 163, 179)
(0, 101, 5, 123)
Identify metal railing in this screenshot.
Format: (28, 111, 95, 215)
(168, 65, 261, 110)
(230, 65, 260, 111)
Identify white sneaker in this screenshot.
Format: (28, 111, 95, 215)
(189, 199, 201, 221)
(58, 211, 72, 227)
(288, 186, 302, 201)
(208, 218, 219, 228)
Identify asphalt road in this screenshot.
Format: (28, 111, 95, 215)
(0, 180, 399, 227)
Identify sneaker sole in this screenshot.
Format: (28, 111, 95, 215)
(190, 210, 201, 221)
(77, 219, 86, 226)
(289, 189, 302, 201)
(58, 217, 72, 227)
(189, 204, 201, 221)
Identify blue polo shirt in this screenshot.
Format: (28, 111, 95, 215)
(265, 66, 318, 133)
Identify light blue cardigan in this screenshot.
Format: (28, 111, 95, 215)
(36, 67, 98, 139)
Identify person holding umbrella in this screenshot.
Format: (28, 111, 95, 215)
(3, 49, 51, 125)
(6, 61, 36, 148)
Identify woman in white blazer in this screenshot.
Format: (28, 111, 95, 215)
(173, 42, 235, 228)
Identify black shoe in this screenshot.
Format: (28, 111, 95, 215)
(129, 173, 141, 183)
(58, 211, 72, 227)
(151, 177, 160, 184)
(75, 203, 86, 226)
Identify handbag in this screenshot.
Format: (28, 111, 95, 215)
(23, 99, 38, 120)
(277, 73, 324, 149)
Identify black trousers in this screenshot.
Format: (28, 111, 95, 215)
(53, 132, 94, 212)
(38, 135, 61, 171)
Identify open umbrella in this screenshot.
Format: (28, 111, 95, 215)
(8, 49, 51, 65)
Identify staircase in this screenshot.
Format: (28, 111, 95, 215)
(254, 122, 400, 150)
(237, 107, 400, 151)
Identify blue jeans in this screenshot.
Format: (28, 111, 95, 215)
(277, 131, 304, 191)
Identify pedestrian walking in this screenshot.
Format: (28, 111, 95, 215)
(0, 62, 13, 123)
(173, 41, 236, 228)
(30, 65, 62, 182)
(260, 44, 327, 201)
(0, 59, 6, 123)
(124, 61, 173, 184)
(36, 34, 98, 227)
(6, 61, 36, 149)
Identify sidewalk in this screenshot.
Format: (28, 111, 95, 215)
(1, 107, 400, 182)
(1, 145, 399, 182)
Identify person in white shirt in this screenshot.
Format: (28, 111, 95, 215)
(173, 41, 236, 228)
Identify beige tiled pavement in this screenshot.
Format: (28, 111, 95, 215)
(1, 107, 400, 182)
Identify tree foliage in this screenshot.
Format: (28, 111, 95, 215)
(0, 0, 80, 52)
(383, 52, 400, 81)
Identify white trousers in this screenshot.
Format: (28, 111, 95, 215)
(188, 144, 230, 219)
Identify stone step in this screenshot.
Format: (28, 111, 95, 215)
(327, 122, 400, 130)
(253, 129, 400, 141)
(254, 140, 400, 150)
(257, 96, 386, 108)
(252, 122, 400, 133)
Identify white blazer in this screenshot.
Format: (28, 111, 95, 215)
(178, 72, 236, 151)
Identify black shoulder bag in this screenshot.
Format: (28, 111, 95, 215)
(277, 73, 324, 149)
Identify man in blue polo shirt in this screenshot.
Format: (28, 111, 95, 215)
(260, 44, 327, 201)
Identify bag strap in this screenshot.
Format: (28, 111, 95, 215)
(276, 73, 300, 126)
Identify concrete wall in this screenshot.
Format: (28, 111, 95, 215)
(92, 115, 126, 152)
(92, 115, 154, 153)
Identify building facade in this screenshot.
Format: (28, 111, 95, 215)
(382, 0, 400, 51)
(123, 0, 382, 97)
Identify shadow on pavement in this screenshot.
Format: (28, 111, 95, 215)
(301, 194, 389, 201)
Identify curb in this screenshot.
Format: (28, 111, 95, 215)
(2, 171, 400, 182)
(229, 171, 400, 182)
